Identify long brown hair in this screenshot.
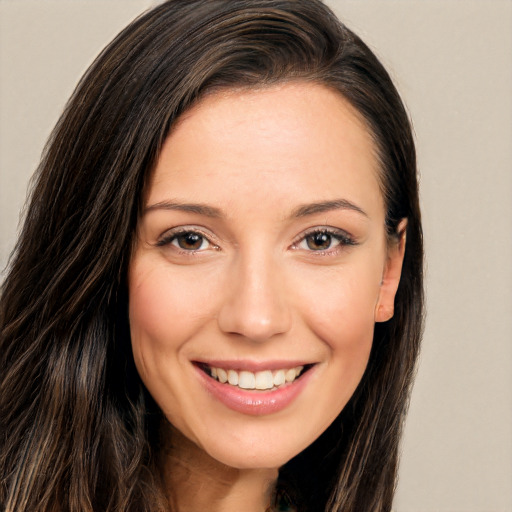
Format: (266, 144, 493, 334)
(0, 1, 423, 510)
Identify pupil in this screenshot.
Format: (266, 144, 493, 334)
(307, 232, 331, 250)
(179, 233, 202, 250)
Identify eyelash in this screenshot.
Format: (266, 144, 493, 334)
(156, 228, 219, 253)
(291, 227, 357, 255)
(156, 227, 356, 255)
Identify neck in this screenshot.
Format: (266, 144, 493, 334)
(161, 426, 278, 512)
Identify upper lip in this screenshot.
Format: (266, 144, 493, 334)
(193, 359, 315, 372)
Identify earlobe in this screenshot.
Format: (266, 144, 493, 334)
(374, 219, 407, 323)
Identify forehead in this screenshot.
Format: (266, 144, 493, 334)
(147, 82, 384, 220)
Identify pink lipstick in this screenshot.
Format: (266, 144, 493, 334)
(194, 362, 315, 416)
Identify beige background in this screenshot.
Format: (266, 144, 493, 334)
(1, 1, 511, 510)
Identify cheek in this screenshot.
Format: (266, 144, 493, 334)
(292, 260, 381, 376)
(127, 260, 224, 434)
(279, 262, 381, 440)
(128, 261, 222, 354)
(127, 260, 226, 421)
(298, 261, 380, 335)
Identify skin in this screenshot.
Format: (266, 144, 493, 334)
(128, 82, 405, 511)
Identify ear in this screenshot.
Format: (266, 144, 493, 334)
(374, 219, 407, 323)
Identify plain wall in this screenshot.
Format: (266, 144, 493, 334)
(1, 1, 511, 510)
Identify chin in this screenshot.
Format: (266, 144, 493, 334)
(206, 444, 297, 471)
(193, 424, 318, 471)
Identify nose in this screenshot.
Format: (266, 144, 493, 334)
(216, 252, 292, 342)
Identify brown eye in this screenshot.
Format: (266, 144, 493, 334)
(305, 232, 334, 251)
(173, 232, 208, 251)
(293, 228, 355, 254)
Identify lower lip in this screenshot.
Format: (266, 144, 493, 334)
(194, 365, 315, 416)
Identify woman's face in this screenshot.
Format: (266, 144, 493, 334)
(129, 82, 404, 469)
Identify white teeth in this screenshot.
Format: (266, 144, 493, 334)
(227, 369, 238, 386)
(285, 368, 297, 382)
(238, 371, 256, 389)
(273, 370, 285, 387)
(207, 365, 306, 390)
(217, 368, 228, 383)
(255, 370, 273, 390)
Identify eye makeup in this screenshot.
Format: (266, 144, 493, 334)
(155, 226, 220, 254)
(291, 226, 358, 256)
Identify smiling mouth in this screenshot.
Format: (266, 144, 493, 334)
(198, 363, 313, 391)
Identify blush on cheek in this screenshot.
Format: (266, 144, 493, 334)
(302, 282, 377, 351)
(128, 263, 226, 368)
(129, 269, 184, 342)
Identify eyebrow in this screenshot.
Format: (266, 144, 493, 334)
(144, 198, 367, 219)
(290, 199, 368, 218)
(144, 201, 223, 218)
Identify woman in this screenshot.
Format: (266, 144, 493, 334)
(0, 1, 423, 511)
